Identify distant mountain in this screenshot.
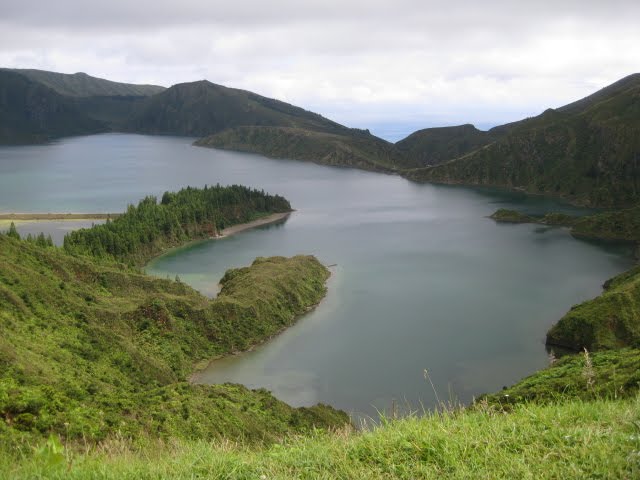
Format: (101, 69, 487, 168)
(395, 124, 496, 167)
(7, 69, 165, 97)
(125, 80, 408, 170)
(124, 80, 346, 137)
(0, 70, 106, 144)
(405, 74, 640, 207)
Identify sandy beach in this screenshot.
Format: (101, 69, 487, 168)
(218, 211, 291, 238)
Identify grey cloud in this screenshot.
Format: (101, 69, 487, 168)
(1, 0, 639, 131)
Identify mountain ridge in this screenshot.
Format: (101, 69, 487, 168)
(6, 68, 165, 97)
(404, 73, 640, 207)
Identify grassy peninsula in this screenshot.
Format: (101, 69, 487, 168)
(0, 210, 346, 453)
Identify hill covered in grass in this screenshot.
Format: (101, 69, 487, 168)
(0, 232, 345, 449)
(404, 74, 640, 207)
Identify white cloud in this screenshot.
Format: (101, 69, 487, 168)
(1, 1, 639, 139)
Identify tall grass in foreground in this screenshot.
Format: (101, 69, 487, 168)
(3, 397, 639, 479)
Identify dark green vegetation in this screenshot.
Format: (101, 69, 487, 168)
(63, 185, 291, 266)
(571, 205, 640, 242)
(395, 124, 495, 167)
(489, 208, 535, 223)
(490, 206, 640, 243)
(196, 125, 405, 172)
(0, 70, 106, 144)
(0, 230, 344, 449)
(6, 69, 165, 97)
(0, 69, 165, 142)
(407, 73, 640, 207)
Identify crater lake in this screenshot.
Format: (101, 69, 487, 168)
(0, 133, 633, 419)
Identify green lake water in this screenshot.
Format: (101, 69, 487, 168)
(0, 133, 634, 419)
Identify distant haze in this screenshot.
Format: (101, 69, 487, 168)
(1, 0, 639, 140)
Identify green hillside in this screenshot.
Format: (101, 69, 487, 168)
(8, 69, 165, 97)
(395, 124, 495, 167)
(405, 74, 640, 207)
(0, 234, 345, 448)
(196, 125, 405, 172)
(0, 70, 106, 144)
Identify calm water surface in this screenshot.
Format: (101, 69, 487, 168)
(0, 134, 633, 418)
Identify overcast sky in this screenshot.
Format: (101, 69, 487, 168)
(1, 0, 639, 140)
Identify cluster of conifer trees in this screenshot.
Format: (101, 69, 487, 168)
(1, 222, 54, 247)
(63, 184, 291, 263)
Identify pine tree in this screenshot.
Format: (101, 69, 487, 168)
(7, 222, 20, 240)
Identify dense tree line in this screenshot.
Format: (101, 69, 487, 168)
(63, 184, 291, 264)
(1, 222, 54, 247)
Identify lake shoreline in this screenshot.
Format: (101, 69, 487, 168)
(144, 211, 292, 270)
(189, 295, 326, 383)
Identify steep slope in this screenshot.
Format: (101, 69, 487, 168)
(71, 94, 147, 129)
(0, 70, 106, 144)
(558, 73, 640, 115)
(124, 80, 346, 137)
(405, 74, 640, 207)
(8, 69, 165, 97)
(395, 124, 496, 167)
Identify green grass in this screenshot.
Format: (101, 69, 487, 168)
(479, 349, 640, 407)
(2, 397, 638, 479)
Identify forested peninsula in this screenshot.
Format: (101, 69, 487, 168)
(63, 184, 291, 266)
